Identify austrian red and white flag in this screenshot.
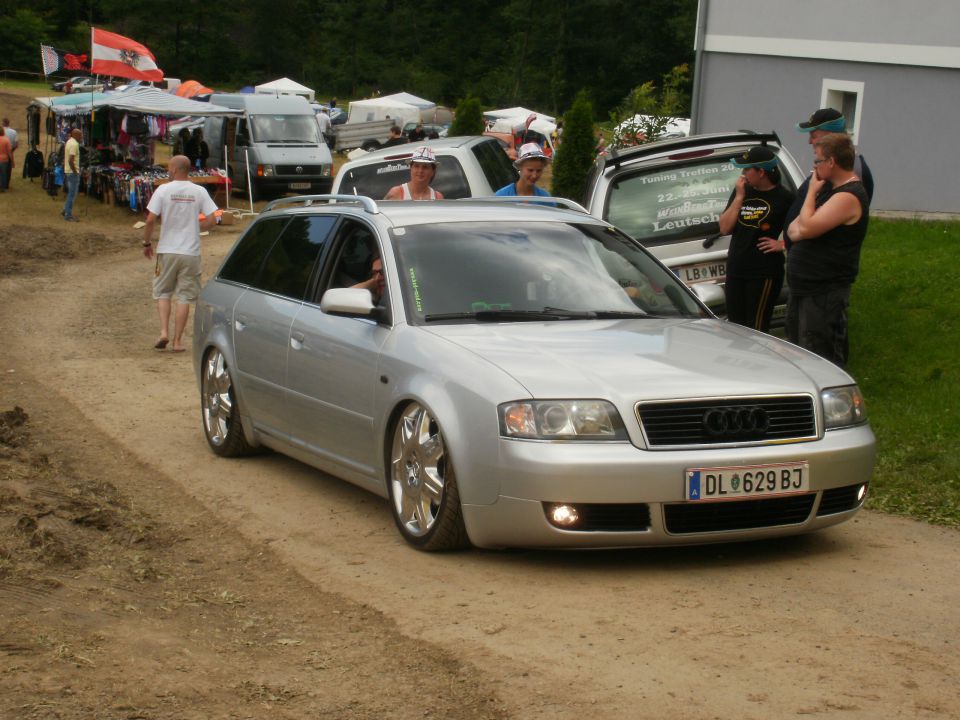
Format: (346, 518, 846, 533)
(90, 27, 163, 81)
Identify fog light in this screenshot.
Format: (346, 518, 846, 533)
(857, 484, 868, 502)
(548, 504, 580, 528)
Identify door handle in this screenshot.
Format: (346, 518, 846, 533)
(290, 331, 305, 350)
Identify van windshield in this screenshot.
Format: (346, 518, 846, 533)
(249, 114, 320, 144)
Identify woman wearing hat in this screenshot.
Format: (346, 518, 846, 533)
(495, 142, 553, 198)
(717, 146, 795, 333)
(384, 146, 444, 200)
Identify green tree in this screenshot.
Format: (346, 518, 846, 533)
(550, 90, 595, 203)
(609, 63, 690, 149)
(447, 96, 484, 137)
(0, 9, 51, 74)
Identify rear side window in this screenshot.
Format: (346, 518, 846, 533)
(605, 155, 751, 245)
(257, 215, 337, 299)
(471, 139, 518, 193)
(338, 156, 470, 199)
(219, 217, 289, 286)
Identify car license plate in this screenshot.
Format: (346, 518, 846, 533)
(288, 182, 310, 190)
(685, 462, 809, 501)
(679, 260, 726, 285)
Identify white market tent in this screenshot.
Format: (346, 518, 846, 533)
(31, 86, 240, 117)
(483, 106, 556, 125)
(378, 91, 435, 109)
(347, 97, 421, 127)
(254, 77, 315, 102)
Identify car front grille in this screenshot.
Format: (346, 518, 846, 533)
(275, 165, 324, 175)
(543, 503, 651, 532)
(663, 494, 816, 534)
(816, 484, 866, 516)
(636, 395, 816, 448)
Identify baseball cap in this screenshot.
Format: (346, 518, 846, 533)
(514, 142, 550, 168)
(730, 146, 779, 171)
(797, 108, 846, 133)
(408, 146, 438, 165)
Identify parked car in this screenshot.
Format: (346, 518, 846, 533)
(67, 77, 105, 93)
(403, 121, 448, 139)
(51, 75, 88, 92)
(332, 136, 517, 199)
(583, 131, 805, 319)
(193, 195, 874, 551)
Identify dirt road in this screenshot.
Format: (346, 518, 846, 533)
(1, 91, 958, 716)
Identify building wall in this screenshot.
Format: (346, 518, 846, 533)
(694, 0, 960, 213)
(703, 0, 958, 47)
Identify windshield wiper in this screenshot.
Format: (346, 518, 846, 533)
(424, 307, 598, 323)
(591, 309, 658, 319)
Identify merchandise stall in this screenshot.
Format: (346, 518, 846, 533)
(28, 87, 239, 212)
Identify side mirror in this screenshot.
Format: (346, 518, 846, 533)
(320, 288, 387, 322)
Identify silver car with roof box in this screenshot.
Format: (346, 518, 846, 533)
(193, 195, 874, 551)
(584, 131, 805, 319)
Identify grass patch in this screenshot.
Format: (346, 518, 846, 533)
(847, 218, 960, 526)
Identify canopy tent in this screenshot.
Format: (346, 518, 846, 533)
(30, 87, 240, 117)
(347, 97, 420, 127)
(254, 77, 315, 102)
(378, 91, 435, 109)
(483, 106, 556, 125)
(175, 80, 213, 98)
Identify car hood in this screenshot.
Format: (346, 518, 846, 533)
(421, 318, 852, 401)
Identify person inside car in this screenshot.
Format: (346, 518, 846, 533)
(351, 256, 386, 304)
(384, 146, 444, 200)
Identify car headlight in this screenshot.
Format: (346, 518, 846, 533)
(257, 164, 274, 177)
(499, 400, 628, 440)
(821, 385, 867, 429)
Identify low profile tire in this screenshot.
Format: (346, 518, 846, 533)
(389, 403, 469, 551)
(200, 348, 253, 457)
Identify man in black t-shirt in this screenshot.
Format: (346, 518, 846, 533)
(786, 134, 869, 368)
(718, 146, 795, 333)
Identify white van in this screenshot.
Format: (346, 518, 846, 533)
(205, 94, 333, 199)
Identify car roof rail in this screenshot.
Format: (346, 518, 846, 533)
(602, 131, 783, 171)
(263, 194, 380, 214)
(457, 196, 590, 214)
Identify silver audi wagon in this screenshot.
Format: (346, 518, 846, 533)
(193, 195, 874, 551)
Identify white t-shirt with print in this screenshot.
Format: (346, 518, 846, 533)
(146, 180, 218, 256)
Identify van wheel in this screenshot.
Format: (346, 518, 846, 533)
(361, 140, 381, 151)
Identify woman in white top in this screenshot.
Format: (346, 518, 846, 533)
(384, 146, 444, 200)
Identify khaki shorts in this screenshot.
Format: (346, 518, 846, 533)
(153, 253, 202, 303)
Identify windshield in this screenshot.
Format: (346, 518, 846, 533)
(249, 114, 320, 144)
(391, 221, 705, 324)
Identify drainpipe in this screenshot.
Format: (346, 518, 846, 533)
(690, 0, 710, 134)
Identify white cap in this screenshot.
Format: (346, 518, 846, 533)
(408, 146, 438, 165)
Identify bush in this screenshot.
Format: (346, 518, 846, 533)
(448, 96, 484, 137)
(550, 91, 595, 203)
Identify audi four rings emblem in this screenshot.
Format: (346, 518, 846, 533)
(702, 407, 770, 437)
(296, 166, 303, 174)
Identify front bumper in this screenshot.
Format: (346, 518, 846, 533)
(460, 424, 875, 549)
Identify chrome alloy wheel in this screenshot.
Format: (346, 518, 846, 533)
(201, 349, 235, 448)
(390, 403, 448, 537)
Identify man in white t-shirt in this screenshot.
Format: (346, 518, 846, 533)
(143, 155, 220, 353)
(315, 107, 332, 146)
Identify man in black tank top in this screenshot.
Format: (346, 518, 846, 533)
(785, 134, 869, 368)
